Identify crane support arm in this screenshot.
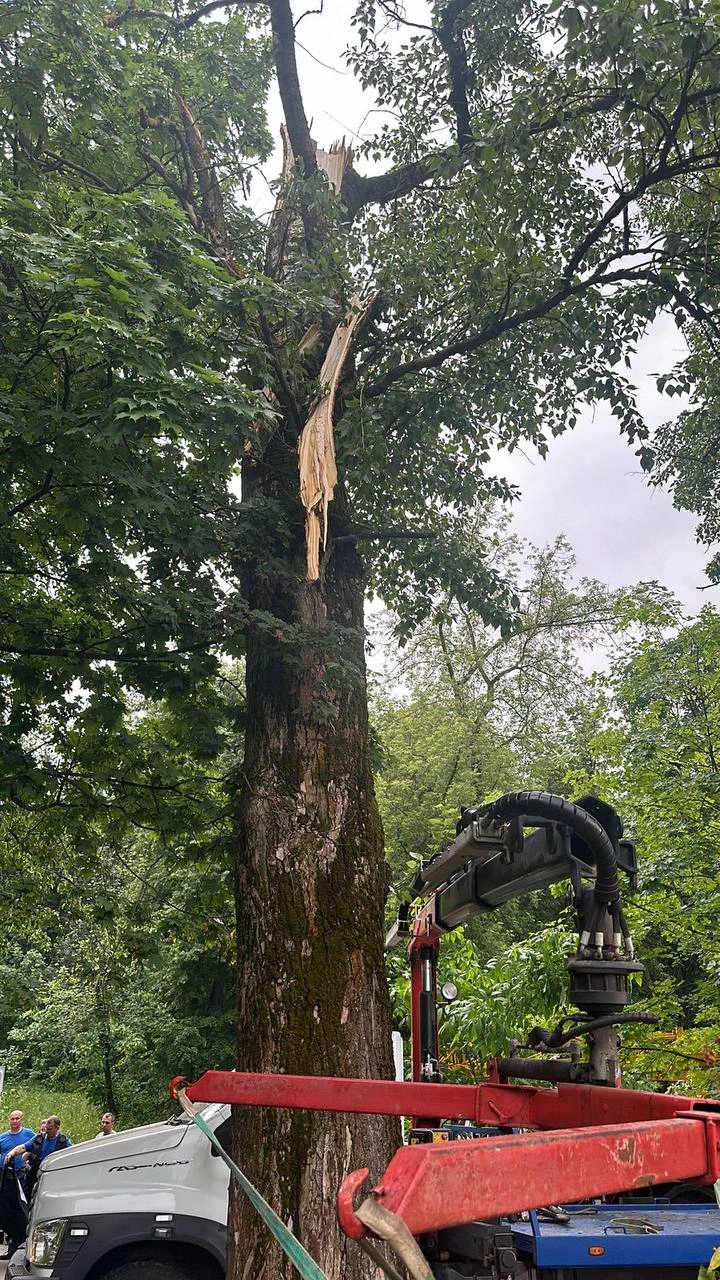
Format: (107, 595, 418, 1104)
(180, 1068, 715, 1130)
(177, 1069, 720, 1246)
(337, 1114, 720, 1239)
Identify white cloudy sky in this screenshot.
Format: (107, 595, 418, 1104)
(265, 3, 718, 615)
(495, 316, 715, 612)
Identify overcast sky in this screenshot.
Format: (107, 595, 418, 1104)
(266, 3, 719, 616)
(495, 315, 716, 612)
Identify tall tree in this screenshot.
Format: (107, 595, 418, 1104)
(372, 525, 613, 868)
(373, 526, 672, 980)
(565, 607, 720, 1095)
(5, 0, 720, 1276)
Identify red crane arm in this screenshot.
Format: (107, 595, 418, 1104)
(338, 1115, 720, 1239)
(181, 1068, 709, 1130)
(177, 1069, 720, 1241)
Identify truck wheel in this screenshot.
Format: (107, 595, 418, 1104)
(103, 1260, 211, 1280)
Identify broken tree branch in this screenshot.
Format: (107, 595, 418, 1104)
(175, 92, 229, 254)
(137, 142, 202, 230)
(298, 295, 376, 580)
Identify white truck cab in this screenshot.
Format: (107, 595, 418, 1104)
(8, 1104, 230, 1280)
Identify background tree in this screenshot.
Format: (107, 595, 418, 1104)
(373, 519, 670, 871)
(0, 678, 242, 1121)
(5, 0, 720, 1275)
(6, 853, 238, 1123)
(570, 606, 720, 1097)
(373, 528, 675, 1055)
(378, 596, 720, 1101)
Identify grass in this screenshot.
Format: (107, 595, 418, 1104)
(0, 1083, 100, 1143)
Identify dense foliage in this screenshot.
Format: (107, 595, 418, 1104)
(4, 534, 720, 1120)
(4, 0, 720, 803)
(0, 0, 266, 1126)
(571, 606, 720, 1096)
(0, 677, 242, 1123)
(375, 579, 720, 1098)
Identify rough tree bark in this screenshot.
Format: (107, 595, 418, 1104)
(230, 515, 398, 1279)
(223, 5, 403, 1270)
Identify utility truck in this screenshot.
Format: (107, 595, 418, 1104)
(9, 1104, 230, 1280)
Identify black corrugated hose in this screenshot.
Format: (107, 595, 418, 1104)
(479, 790, 621, 906)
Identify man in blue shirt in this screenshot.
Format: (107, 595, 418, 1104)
(4, 1114, 72, 1198)
(25, 1116, 71, 1166)
(0, 1112, 34, 1172)
(0, 1111, 35, 1258)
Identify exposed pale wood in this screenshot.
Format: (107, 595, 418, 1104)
(298, 322, 323, 354)
(298, 295, 375, 581)
(315, 140, 353, 194)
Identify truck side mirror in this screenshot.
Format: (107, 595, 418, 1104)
(210, 1117, 232, 1157)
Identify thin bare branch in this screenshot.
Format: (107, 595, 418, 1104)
(294, 0, 322, 29)
(137, 142, 202, 229)
(39, 150, 117, 193)
(0, 470, 54, 526)
(376, 0, 435, 33)
(175, 92, 229, 252)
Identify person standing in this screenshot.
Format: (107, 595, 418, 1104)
(0, 1110, 35, 1259)
(4, 1115, 72, 1198)
(0, 1112, 34, 1172)
(94, 1113, 116, 1138)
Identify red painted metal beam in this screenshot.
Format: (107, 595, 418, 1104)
(181, 1069, 720, 1245)
(337, 1117, 718, 1240)
(184, 1070, 485, 1119)
(526, 1081, 716, 1130)
(183, 1069, 713, 1131)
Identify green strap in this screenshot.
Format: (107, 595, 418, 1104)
(187, 1103, 330, 1280)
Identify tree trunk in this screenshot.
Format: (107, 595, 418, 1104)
(229, 493, 399, 1280)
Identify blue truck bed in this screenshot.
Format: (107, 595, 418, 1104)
(511, 1202, 720, 1269)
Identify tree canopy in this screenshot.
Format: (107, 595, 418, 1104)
(570, 606, 720, 1095)
(0, 0, 272, 814)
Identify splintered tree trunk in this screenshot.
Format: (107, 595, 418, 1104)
(229, 513, 398, 1280)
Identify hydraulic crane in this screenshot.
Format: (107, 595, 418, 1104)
(177, 791, 720, 1278)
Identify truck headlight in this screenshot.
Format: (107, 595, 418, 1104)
(27, 1218, 68, 1267)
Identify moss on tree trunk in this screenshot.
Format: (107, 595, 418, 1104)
(228, 522, 399, 1280)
